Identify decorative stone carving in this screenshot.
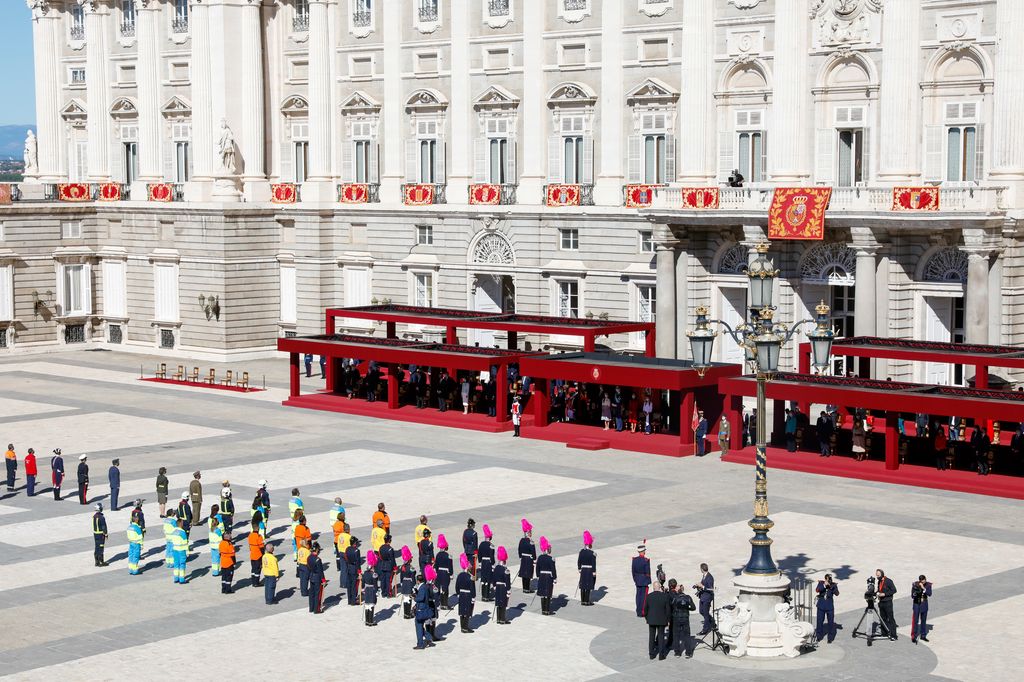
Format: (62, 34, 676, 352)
(217, 119, 237, 175)
(23, 130, 38, 177)
(775, 603, 816, 656)
(717, 603, 753, 656)
(729, 0, 764, 9)
(812, 0, 881, 49)
(472, 233, 515, 265)
(109, 97, 138, 119)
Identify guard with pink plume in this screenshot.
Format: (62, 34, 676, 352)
(578, 530, 597, 606)
(518, 520, 537, 593)
(399, 545, 416, 620)
(362, 549, 379, 627)
(424, 564, 437, 582)
(456, 552, 477, 633)
(536, 536, 557, 616)
(401, 545, 413, 564)
(435, 534, 454, 609)
(479, 524, 496, 602)
(493, 545, 512, 625)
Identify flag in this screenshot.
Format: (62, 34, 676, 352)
(692, 405, 699, 432)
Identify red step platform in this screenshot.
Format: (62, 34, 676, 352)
(522, 421, 692, 457)
(283, 393, 513, 433)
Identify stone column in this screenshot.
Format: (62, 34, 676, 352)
(83, 1, 111, 181)
(678, 0, 715, 183)
(240, 0, 268, 201)
(769, 0, 810, 182)
(593, 0, 623, 205)
(987, 250, 1003, 345)
(675, 245, 689, 360)
(379, 0, 403, 203)
(303, 0, 333, 201)
(990, 0, 1024, 201)
(135, 1, 162, 187)
(186, 0, 215, 199)
(877, 0, 921, 181)
(964, 248, 990, 345)
(655, 242, 677, 358)
(853, 244, 878, 338)
(27, 1, 63, 182)
(518, 1, 545, 201)
(448, 0, 471, 203)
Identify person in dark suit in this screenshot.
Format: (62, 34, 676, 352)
(303, 353, 313, 377)
(875, 569, 898, 640)
(77, 454, 90, 504)
(911, 574, 933, 644)
(695, 411, 709, 456)
(307, 543, 326, 614)
(972, 425, 992, 475)
(668, 579, 696, 658)
(644, 581, 672, 660)
(107, 459, 120, 510)
(747, 408, 758, 447)
(816, 411, 835, 457)
(815, 574, 839, 643)
(632, 544, 651, 617)
(694, 563, 715, 635)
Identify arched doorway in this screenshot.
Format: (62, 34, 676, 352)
(917, 247, 968, 385)
(799, 243, 856, 375)
(468, 232, 516, 347)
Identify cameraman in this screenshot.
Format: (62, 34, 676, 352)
(875, 569, 898, 641)
(815, 574, 839, 643)
(911, 574, 932, 644)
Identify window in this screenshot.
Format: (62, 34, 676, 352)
(123, 141, 139, 185)
(101, 260, 126, 318)
(354, 0, 372, 27)
(413, 272, 433, 307)
(346, 120, 378, 183)
(62, 264, 90, 315)
(489, 139, 509, 184)
(354, 141, 371, 183)
(65, 324, 86, 344)
(70, 68, 86, 85)
(280, 265, 297, 324)
(108, 324, 123, 344)
(418, 0, 438, 22)
(0, 263, 13, 322)
(294, 0, 310, 31)
(564, 137, 585, 184)
(121, 1, 136, 36)
(160, 329, 175, 349)
(476, 118, 514, 185)
(291, 122, 309, 184)
(556, 280, 579, 318)
(734, 110, 766, 183)
(173, 0, 189, 33)
(551, 114, 592, 184)
(416, 225, 433, 245)
(638, 284, 656, 323)
(62, 221, 82, 239)
(407, 120, 445, 184)
(829, 285, 855, 376)
(153, 263, 179, 322)
(928, 102, 983, 183)
(837, 129, 864, 187)
(559, 228, 579, 250)
(488, 0, 510, 16)
(420, 140, 438, 183)
(639, 230, 655, 253)
(171, 122, 190, 183)
(70, 6, 85, 40)
(946, 127, 978, 182)
(629, 112, 674, 184)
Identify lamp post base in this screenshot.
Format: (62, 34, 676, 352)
(718, 572, 814, 658)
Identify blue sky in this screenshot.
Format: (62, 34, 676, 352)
(0, 2, 36, 126)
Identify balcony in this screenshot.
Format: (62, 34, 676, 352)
(544, 183, 594, 207)
(69, 25, 85, 41)
(402, 183, 446, 205)
(353, 10, 372, 27)
(418, 4, 439, 22)
(488, 0, 510, 16)
(337, 183, 381, 204)
(120, 20, 135, 38)
(468, 183, 517, 205)
(172, 17, 189, 34)
(293, 13, 309, 32)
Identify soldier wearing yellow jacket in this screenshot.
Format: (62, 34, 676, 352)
(371, 519, 387, 553)
(127, 520, 144, 575)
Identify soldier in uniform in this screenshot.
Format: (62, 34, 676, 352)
(50, 448, 64, 501)
(363, 550, 380, 626)
(92, 502, 108, 566)
(632, 543, 651, 617)
(345, 536, 364, 606)
(426, 564, 446, 643)
(815, 573, 839, 643)
(478, 524, 496, 601)
(911, 574, 932, 644)
(695, 411, 709, 455)
(462, 518, 479, 578)
(176, 492, 193, 539)
(694, 563, 715, 635)
(418, 528, 435, 573)
(77, 454, 89, 505)
(518, 518, 536, 593)
(189, 472, 203, 526)
(668, 579, 696, 658)
(378, 534, 396, 598)
(399, 545, 417, 619)
(718, 416, 731, 457)
(337, 523, 352, 591)
(493, 546, 512, 625)
(435, 533, 454, 608)
(107, 459, 120, 511)
(413, 571, 436, 650)
(536, 536, 557, 616)
(308, 542, 326, 614)
(456, 553, 477, 633)
(578, 530, 596, 606)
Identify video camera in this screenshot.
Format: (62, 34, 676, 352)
(863, 576, 876, 606)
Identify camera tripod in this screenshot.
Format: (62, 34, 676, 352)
(694, 595, 729, 655)
(851, 598, 891, 646)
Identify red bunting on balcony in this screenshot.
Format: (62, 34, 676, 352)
(0, 185, 12, 205)
(891, 186, 939, 211)
(624, 184, 656, 208)
(546, 184, 580, 207)
(97, 183, 122, 201)
(767, 187, 831, 240)
(681, 187, 720, 209)
(469, 183, 500, 205)
(339, 183, 369, 204)
(404, 183, 434, 206)
(58, 183, 91, 202)
(271, 183, 297, 204)
(147, 183, 173, 202)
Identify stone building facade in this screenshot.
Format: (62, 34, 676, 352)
(2, 0, 1022, 385)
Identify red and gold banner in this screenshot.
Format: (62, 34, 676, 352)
(147, 183, 173, 202)
(271, 183, 297, 204)
(546, 184, 580, 207)
(624, 184, 656, 208)
(97, 182, 122, 201)
(681, 187, 720, 209)
(891, 186, 939, 212)
(767, 187, 831, 240)
(0, 184, 12, 205)
(403, 183, 435, 206)
(58, 183, 91, 202)
(339, 183, 369, 204)
(469, 183, 500, 205)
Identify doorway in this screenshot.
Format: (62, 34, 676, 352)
(923, 295, 965, 385)
(471, 274, 515, 347)
(716, 286, 747, 366)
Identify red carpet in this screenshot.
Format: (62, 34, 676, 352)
(140, 377, 264, 393)
(521, 421, 693, 458)
(722, 447, 1024, 501)
(282, 393, 513, 433)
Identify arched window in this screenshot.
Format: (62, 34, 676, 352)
(922, 247, 968, 283)
(716, 243, 750, 275)
(799, 243, 856, 284)
(471, 232, 515, 266)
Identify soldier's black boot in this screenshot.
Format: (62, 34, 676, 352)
(403, 599, 413, 619)
(522, 577, 530, 592)
(430, 623, 445, 641)
(442, 592, 450, 609)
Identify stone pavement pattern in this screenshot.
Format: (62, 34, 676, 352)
(0, 351, 1021, 681)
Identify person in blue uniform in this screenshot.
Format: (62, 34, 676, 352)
(399, 545, 417, 619)
(536, 537, 557, 616)
(92, 502, 109, 566)
(50, 448, 64, 501)
(456, 553, 476, 633)
(434, 534, 454, 609)
(378, 534, 396, 598)
(304, 353, 313, 377)
(578, 530, 596, 606)
(462, 518, 479, 578)
(694, 563, 715, 635)
(363, 550, 380, 626)
(176, 492, 192, 538)
(518, 518, 536, 593)
(668, 580, 696, 658)
(695, 411, 709, 456)
(307, 542, 326, 614)
(815, 574, 839, 643)
(478, 524, 495, 601)
(493, 546, 512, 625)
(345, 537, 364, 606)
(77, 454, 89, 504)
(107, 459, 121, 511)
(319, 355, 327, 378)
(413, 573, 436, 650)
(911, 574, 932, 644)
(632, 543, 651, 617)
(418, 528, 434, 573)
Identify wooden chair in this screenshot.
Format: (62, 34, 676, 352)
(220, 369, 234, 386)
(237, 371, 250, 390)
(189, 367, 199, 382)
(172, 365, 185, 381)
(203, 368, 216, 384)
(155, 363, 167, 379)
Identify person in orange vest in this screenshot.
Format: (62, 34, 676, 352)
(219, 532, 237, 593)
(372, 502, 391, 534)
(24, 448, 38, 496)
(332, 512, 346, 573)
(5, 443, 18, 492)
(294, 514, 312, 571)
(248, 520, 265, 588)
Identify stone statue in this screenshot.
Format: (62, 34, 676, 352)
(217, 119, 237, 175)
(23, 130, 38, 176)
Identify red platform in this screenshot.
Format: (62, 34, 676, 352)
(522, 420, 698, 458)
(722, 446, 1024, 501)
(283, 392, 513, 433)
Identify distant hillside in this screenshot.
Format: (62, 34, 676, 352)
(0, 125, 35, 160)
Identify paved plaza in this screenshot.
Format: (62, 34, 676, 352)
(0, 351, 1020, 681)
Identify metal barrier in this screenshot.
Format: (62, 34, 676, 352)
(789, 576, 815, 625)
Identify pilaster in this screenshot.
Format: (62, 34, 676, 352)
(593, 0, 624, 206)
(447, 0, 472, 205)
(518, 1, 545, 202)
(135, 1, 163, 189)
(186, 0, 216, 200)
(83, 1, 111, 181)
(990, 0, 1024, 203)
(769, 0, 810, 182)
(380, 0, 403, 203)
(303, 0, 334, 201)
(877, 0, 921, 182)
(241, 0, 269, 201)
(28, 1, 63, 182)
(678, 0, 715, 183)
(655, 240, 678, 358)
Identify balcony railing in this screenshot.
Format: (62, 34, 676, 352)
(401, 183, 446, 205)
(353, 10, 372, 27)
(336, 183, 381, 203)
(172, 183, 186, 201)
(2, 184, 22, 201)
(488, 0, 510, 16)
(120, 20, 135, 38)
(293, 14, 309, 32)
(70, 25, 85, 41)
(544, 183, 595, 207)
(467, 183, 517, 205)
(43, 184, 59, 201)
(172, 17, 189, 34)
(418, 4, 439, 21)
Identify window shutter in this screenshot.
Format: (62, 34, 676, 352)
(473, 137, 488, 182)
(665, 134, 676, 184)
(815, 129, 834, 184)
(55, 262, 65, 317)
(0, 264, 12, 321)
(280, 140, 293, 183)
(437, 140, 446, 183)
(369, 141, 380, 183)
(505, 137, 517, 184)
(162, 137, 174, 183)
(82, 263, 93, 315)
(923, 125, 944, 182)
(405, 139, 418, 183)
(342, 140, 354, 182)
(581, 135, 594, 185)
(717, 130, 734, 182)
(974, 123, 985, 182)
(759, 130, 768, 182)
(627, 134, 642, 183)
(548, 135, 562, 183)
(860, 127, 871, 184)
